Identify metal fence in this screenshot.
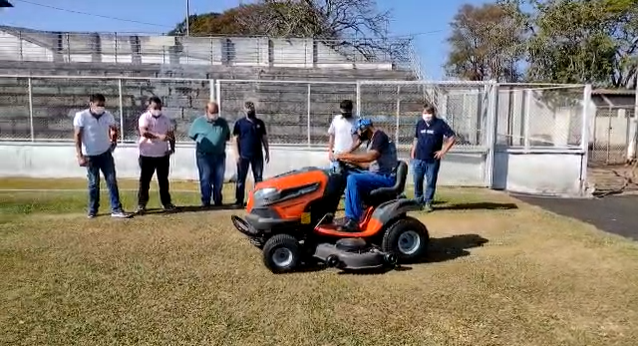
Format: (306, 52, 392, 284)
(589, 106, 637, 165)
(495, 84, 587, 149)
(0, 27, 412, 68)
(0, 76, 589, 153)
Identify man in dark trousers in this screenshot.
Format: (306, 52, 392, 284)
(410, 103, 456, 212)
(188, 101, 231, 207)
(135, 96, 176, 214)
(232, 101, 270, 207)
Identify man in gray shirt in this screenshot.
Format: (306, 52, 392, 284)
(333, 118, 398, 232)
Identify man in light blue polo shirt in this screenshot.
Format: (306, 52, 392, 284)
(73, 93, 130, 218)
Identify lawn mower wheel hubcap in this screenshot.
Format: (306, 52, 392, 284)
(272, 248, 294, 267)
(398, 230, 421, 255)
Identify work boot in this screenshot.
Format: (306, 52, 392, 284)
(339, 218, 359, 232)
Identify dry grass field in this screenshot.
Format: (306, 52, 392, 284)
(1, 178, 637, 345)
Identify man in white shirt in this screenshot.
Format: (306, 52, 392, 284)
(328, 99, 361, 170)
(73, 93, 130, 218)
(136, 96, 176, 214)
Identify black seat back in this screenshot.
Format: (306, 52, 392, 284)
(368, 160, 408, 200)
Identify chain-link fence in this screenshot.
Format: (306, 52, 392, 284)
(216, 80, 357, 146)
(496, 84, 586, 149)
(0, 76, 590, 152)
(589, 106, 636, 165)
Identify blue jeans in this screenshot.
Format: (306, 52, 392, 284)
(236, 156, 263, 204)
(86, 150, 123, 214)
(412, 159, 441, 205)
(344, 172, 395, 222)
(196, 152, 226, 206)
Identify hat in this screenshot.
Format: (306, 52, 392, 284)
(352, 118, 373, 135)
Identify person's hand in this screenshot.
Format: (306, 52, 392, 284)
(77, 155, 88, 167)
(434, 151, 445, 160)
(265, 152, 270, 164)
(157, 134, 167, 141)
(165, 149, 175, 156)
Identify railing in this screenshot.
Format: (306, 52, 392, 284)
(0, 27, 413, 69)
(0, 75, 590, 153)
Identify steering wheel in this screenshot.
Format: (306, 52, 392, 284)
(335, 159, 360, 171)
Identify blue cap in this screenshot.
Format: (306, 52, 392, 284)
(351, 118, 373, 135)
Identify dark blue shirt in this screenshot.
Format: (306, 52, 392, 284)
(414, 118, 455, 161)
(233, 117, 266, 159)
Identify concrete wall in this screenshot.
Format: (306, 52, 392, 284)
(0, 28, 394, 70)
(492, 150, 585, 196)
(0, 143, 486, 187)
(0, 142, 588, 197)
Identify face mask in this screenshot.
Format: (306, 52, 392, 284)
(341, 111, 352, 118)
(208, 113, 219, 121)
(92, 107, 105, 115)
(422, 113, 433, 122)
(151, 110, 161, 117)
(246, 110, 256, 118)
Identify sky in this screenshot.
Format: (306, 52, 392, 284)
(1, 0, 490, 79)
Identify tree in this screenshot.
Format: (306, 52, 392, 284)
(500, 0, 638, 88)
(169, 0, 409, 62)
(445, 3, 526, 82)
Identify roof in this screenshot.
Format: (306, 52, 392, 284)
(0, 0, 12, 7)
(592, 88, 636, 96)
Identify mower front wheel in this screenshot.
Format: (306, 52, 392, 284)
(262, 234, 301, 274)
(381, 217, 430, 263)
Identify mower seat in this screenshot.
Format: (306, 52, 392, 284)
(366, 160, 408, 204)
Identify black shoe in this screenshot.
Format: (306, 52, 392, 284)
(339, 219, 359, 232)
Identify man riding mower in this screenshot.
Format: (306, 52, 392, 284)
(231, 118, 430, 273)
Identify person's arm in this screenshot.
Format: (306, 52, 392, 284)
(232, 121, 241, 161)
(336, 133, 385, 163)
(167, 121, 176, 153)
(188, 118, 200, 141)
(260, 120, 270, 161)
(106, 112, 118, 143)
(436, 122, 457, 157)
(138, 114, 166, 141)
(410, 122, 419, 159)
(72, 112, 84, 158)
(327, 118, 336, 157)
(346, 134, 362, 153)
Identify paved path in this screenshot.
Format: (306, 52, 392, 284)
(514, 194, 638, 241)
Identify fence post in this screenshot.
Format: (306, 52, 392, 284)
(580, 84, 592, 195)
(484, 81, 499, 189)
(356, 82, 361, 117)
(307, 83, 311, 147)
(215, 80, 222, 113)
(523, 89, 531, 149)
(209, 79, 216, 101)
(395, 85, 401, 144)
(118, 79, 124, 143)
(27, 77, 34, 142)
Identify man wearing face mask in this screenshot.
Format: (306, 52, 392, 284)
(328, 99, 361, 171)
(135, 96, 176, 214)
(334, 118, 398, 232)
(232, 101, 270, 207)
(73, 93, 130, 218)
(188, 101, 231, 207)
(411, 103, 456, 212)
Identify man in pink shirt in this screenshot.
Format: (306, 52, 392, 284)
(136, 96, 176, 213)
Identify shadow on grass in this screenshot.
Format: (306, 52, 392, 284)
(434, 202, 518, 211)
(322, 233, 489, 276)
(136, 204, 245, 215)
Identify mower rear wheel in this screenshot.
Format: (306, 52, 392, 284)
(262, 234, 301, 274)
(381, 217, 429, 263)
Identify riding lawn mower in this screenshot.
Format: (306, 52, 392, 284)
(230, 160, 430, 273)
